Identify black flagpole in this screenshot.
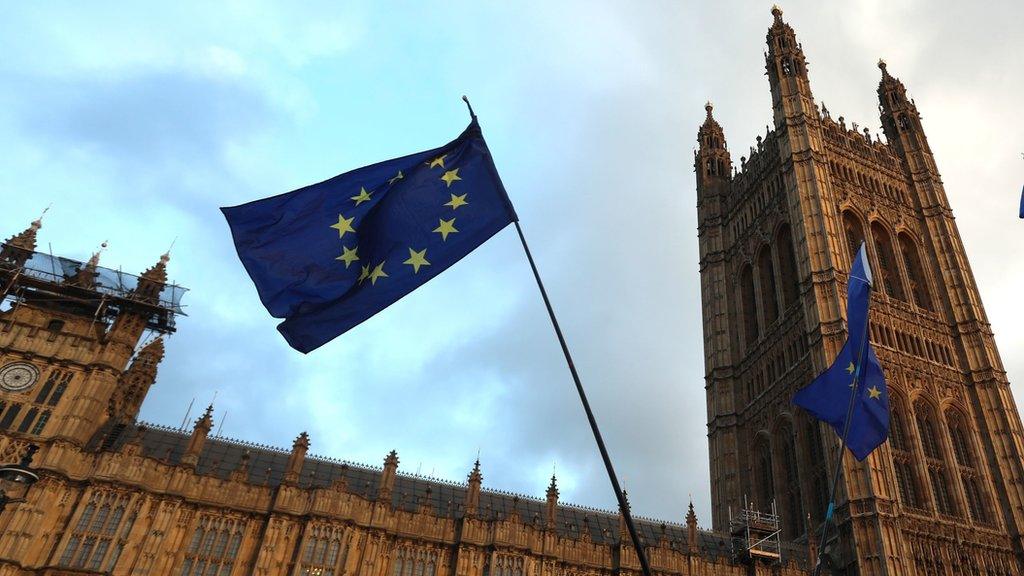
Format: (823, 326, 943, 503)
(812, 258, 874, 576)
(513, 220, 653, 576)
(462, 96, 652, 576)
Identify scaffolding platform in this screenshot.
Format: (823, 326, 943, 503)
(729, 498, 782, 564)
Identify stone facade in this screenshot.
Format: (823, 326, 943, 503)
(695, 6, 1024, 575)
(0, 202, 809, 568)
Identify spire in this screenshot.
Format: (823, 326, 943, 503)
(465, 458, 482, 518)
(181, 405, 214, 468)
(283, 431, 310, 485)
(686, 499, 698, 550)
(68, 241, 107, 289)
(110, 338, 165, 422)
(134, 251, 169, 304)
(545, 473, 559, 527)
(1, 217, 43, 267)
(378, 449, 399, 502)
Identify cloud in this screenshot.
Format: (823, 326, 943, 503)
(2, 0, 1022, 533)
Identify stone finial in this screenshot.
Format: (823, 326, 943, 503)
(465, 458, 482, 518)
(545, 474, 559, 527)
(686, 499, 698, 550)
(182, 405, 214, 468)
(69, 242, 106, 289)
(704, 101, 714, 118)
(283, 431, 310, 485)
(378, 449, 399, 502)
(771, 4, 783, 22)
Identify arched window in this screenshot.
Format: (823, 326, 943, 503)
(776, 423, 803, 538)
(776, 225, 799, 307)
(890, 398, 921, 509)
(758, 246, 779, 326)
(755, 437, 774, 510)
(803, 418, 828, 523)
(946, 411, 990, 524)
(898, 114, 910, 130)
(914, 401, 958, 516)
(741, 264, 760, 348)
(871, 223, 906, 301)
(842, 211, 865, 263)
(898, 233, 933, 311)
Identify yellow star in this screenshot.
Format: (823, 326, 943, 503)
(445, 193, 469, 210)
(867, 385, 882, 400)
(368, 261, 388, 285)
(440, 169, 462, 187)
(846, 362, 855, 374)
(428, 154, 447, 168)
(350, 187, 373, 206)
(433, 218, 458, 241)
(403, 248, 431, 273)
(330, 214, 356, 239)
(357, 264, 370, 284)
(389, 170, 404, 185)
(335, 245, 359, 268)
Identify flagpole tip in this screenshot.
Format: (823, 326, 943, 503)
(461, 95, 477, 121)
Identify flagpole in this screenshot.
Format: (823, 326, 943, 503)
(461, 96, 651, 576)
(812, 277, 873, 576)
(513, 220, 653, 576)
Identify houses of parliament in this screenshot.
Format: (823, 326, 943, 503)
(1, 7, 1021, 576)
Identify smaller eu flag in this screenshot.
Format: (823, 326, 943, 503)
(793, 243, 890, 460)
(222, 120, 517, 353)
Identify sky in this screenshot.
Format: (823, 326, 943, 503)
(1, 0, 1022, 528)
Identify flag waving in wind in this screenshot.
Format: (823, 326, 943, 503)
(793, 243, 890, 460)
(222, 119, 517, 353)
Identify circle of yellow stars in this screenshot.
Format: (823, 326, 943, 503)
(328, 152, 472, 287)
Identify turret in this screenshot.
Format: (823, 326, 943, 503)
(876, 59, 944, 209)
(135, 251, 169, 304)
(109, 338, 164, 424)
(764, 5, 816, 129)
(545, 474, 559, 527)
(69, 244, 105, 289)
(181, 405, 214, 468)
(695, 102, 732, 208)
(283, 432, 310, 485)
(0, 217, 42, 268)
(106, 251, 171, 356)
(465, 458, 482, 517)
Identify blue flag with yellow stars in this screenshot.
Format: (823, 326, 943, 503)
(222, 119, 517, 353)
(793, 243, 890, 460)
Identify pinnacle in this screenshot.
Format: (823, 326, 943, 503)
(4, 218, 43, 252)
(141, 251, 170, 285)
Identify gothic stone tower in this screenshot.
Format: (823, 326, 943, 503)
(696, 6, 1024, 574)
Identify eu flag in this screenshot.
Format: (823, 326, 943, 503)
(793, 243, 890, 460)
(222, 119, 517, 353)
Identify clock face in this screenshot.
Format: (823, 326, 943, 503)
(0, 362, 40, 392)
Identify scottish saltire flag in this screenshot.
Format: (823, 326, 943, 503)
(793, 243, 890, 460)
(222, 119, 517, 353)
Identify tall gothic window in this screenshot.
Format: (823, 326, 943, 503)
(776, 423, 803, 538)
(758, 246, 779, 326)
(58, 492, 136, 572)
(391, 546, 439, 576)
(741, 264, 760, 349)
(179, 515, 245, 576)
(299, 524, 352, 576)
(776, 225, 799, 307)
(889, 398, 922, 510)
(946, 411, 991, 524)
(802, 418, 829, 523)
(754, 437, 774, 510)
(492, 554, 523, 576)
(871, 223, 906, 301)
(842, 211, 865, 263)
(898, 233, 933, 311)
(914, 401, 958, 517)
